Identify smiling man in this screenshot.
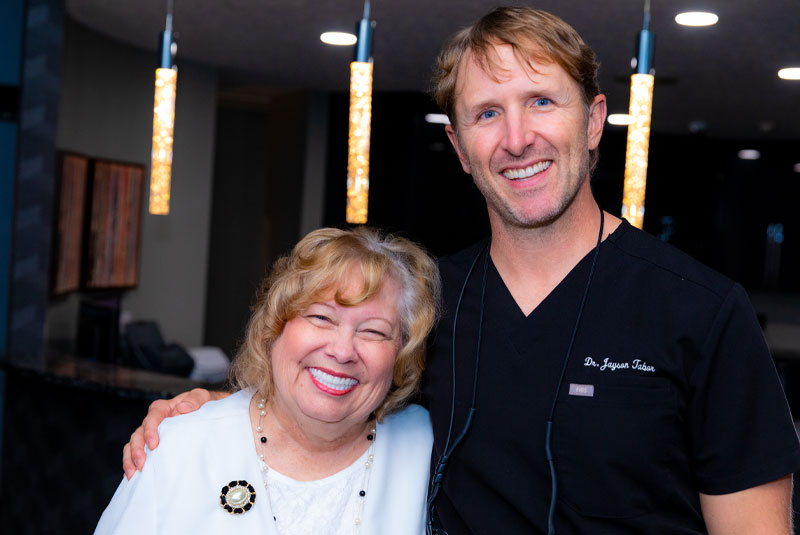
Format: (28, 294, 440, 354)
(445, 45, 601, 234)
(123, 7, 800, 534)
(422, 6, 800, 534)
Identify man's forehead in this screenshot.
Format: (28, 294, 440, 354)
(453, 44, 566, 106)
(467, 43, 553, 80)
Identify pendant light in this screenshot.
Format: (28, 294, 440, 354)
(345, 0, 375, 224)
(149, 0, 177, 215)
(621, 0, 655, 230)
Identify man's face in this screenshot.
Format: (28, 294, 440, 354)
(445, 44, 606, 229)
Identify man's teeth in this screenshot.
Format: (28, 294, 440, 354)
(309, 368, 358, 391)
(503, 160, 552, 180)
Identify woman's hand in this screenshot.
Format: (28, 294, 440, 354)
(122, 388, 227, 479)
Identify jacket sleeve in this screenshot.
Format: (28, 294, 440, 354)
(94, 445, 159, 534)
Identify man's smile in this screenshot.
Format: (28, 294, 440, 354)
(501, 160, 552, 180)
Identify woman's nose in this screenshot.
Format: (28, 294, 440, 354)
(327, 329, 356, 362)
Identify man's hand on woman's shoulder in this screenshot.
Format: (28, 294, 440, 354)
(122, 388, 228, 479)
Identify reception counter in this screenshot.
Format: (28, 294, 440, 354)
(0, 352, 223, 534)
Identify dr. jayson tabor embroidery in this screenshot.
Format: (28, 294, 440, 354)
(584, 357, 657, 373)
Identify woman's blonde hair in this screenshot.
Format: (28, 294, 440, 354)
(231, 227, 441, 421)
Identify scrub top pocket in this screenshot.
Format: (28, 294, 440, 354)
(554, 376, 679, 518)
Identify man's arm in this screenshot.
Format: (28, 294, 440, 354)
(699, 475, 793, 535)
(122, 388, 229, 479)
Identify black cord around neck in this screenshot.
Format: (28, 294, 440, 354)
(545, 205, 604, 534)
(427, 240, 490, 533)
(428, 206, 606, 535)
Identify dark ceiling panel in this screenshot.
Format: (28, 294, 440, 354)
(66, 0, 800, 139)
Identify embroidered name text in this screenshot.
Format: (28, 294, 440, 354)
(583, 356, 656, 373)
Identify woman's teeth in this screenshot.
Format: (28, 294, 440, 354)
(309, 368, 358, 391)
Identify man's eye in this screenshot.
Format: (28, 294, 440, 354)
(534, 98, 551, 107)
(480, 110, 498, 120)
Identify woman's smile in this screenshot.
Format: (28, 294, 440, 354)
(307, 367, 359, 395)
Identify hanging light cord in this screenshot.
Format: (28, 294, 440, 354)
(165, 0, 174, 31)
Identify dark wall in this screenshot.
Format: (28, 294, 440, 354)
(204, 93, 311, 357)
(203, 106, 271, 357)
(264, 93, 311, 259)
(594, 131, 800, 291)
(324, 92, 800, 292)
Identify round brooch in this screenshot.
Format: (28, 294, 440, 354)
(219, 480, 256, 514)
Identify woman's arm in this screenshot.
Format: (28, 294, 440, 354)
(98, 446, 160, 533)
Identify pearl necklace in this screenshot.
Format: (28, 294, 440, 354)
(255, 398, 377, 531)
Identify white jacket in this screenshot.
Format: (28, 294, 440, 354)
(96, 390, 432, 534)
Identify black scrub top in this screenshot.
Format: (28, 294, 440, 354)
(423, 220, 800, 534)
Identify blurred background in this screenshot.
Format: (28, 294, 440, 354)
(1, 0, 799, 532)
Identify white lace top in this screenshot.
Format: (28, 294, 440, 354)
(263, 447, 371, 535)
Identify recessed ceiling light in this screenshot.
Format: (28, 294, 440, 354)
(738, 149, 760, 160)
(778, 67, 800, 80)
(607, 114, 634, 125)
(675, 12, 719, 26)
(793, 163, 800, 173)
(320, 32, 357, 46)
(688, 120, 708, 134)
(758, 121, 775, 133)
(424, 113, 450, 125)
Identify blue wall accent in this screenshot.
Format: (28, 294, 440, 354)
(7, 0, 63, 361)
(0, 0, 25, 484)
(1, 0, 24, 358)
(0, 123, 17, 356)
(0, 0, 23, 86)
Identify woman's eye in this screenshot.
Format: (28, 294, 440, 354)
(534, 97, 551, 107)
(360, 329, 388, 339)
(308, 314, 330, 323)
(480, 110, 498, 120)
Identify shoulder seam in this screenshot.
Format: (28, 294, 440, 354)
(159, 392, 248, 432)
(604, 238, 732, 300)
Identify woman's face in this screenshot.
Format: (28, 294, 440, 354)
(269, 276, 403, 430)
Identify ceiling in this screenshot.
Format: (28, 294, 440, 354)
(67, 0, 800, 139)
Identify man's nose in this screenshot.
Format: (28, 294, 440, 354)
(502, 110, 534, 156)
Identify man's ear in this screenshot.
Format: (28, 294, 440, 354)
(587, 94, 606, 151)
(445, 124, 472, 175)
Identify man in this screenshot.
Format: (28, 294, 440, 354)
(125, 7, 800, 533)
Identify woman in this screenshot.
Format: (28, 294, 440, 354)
(96, 227, 440, 534)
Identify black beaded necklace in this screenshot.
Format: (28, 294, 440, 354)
(254, 397, 377, 530)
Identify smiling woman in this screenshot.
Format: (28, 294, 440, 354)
(96, 227, 441, 535)
(233, 227, 440, 421)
